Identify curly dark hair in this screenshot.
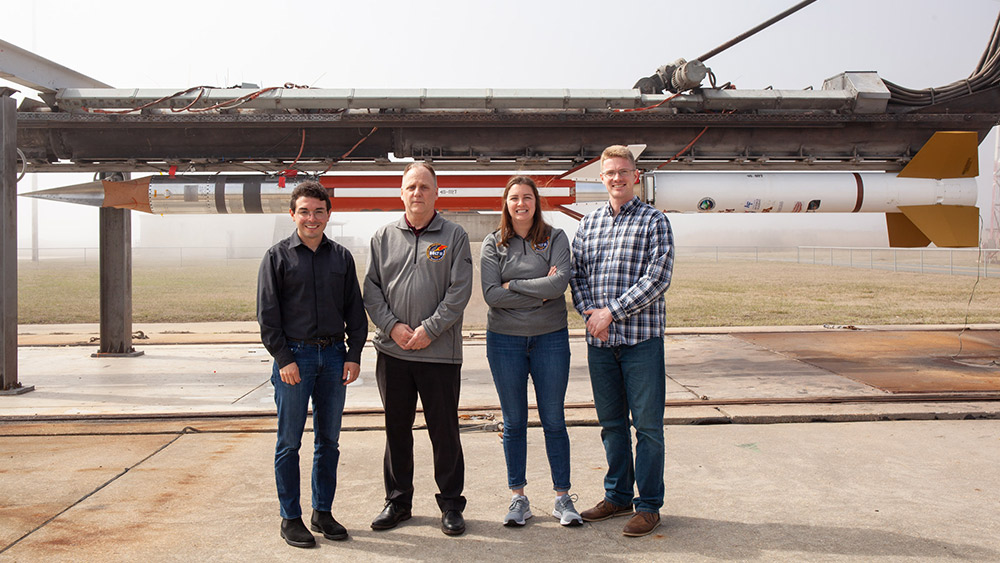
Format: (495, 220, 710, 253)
(289, 180, 331, 211)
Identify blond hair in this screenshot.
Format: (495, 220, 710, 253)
(600, 145, 636, 168)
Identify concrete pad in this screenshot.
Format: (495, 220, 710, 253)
(1, 421, 998, 561)
(5, 340, 597, 418)
(666, 334, 883, 399)
(0, 433, 178, 549)
(737, 331, 1000, 393)
(717, 401, 1000, 424)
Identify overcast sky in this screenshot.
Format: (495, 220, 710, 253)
(5, 0, 1000, 248)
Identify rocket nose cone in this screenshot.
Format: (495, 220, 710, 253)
(20, 180, 107, 207)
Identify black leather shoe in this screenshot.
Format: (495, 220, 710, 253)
(441, 509, 465, 536)
(280, 517, 316, 548)
(311, 510, 348, 541)
(371, 502, 412, 530)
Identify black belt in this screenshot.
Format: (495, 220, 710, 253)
(289, 335, 344, 348)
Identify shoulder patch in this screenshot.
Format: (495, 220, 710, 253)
(426, 243, 448, 262)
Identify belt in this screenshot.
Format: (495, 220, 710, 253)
(289, 335, 344, 348)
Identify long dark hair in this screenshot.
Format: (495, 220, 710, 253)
(497, 175, 551, 247)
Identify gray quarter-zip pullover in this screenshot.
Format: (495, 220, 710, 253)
(480, 227, 570, 336)
(364, 213, 473, 364)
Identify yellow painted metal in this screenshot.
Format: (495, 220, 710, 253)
(898, 131, 979, 179)
(898, 204, 980, 247)
(885, 212, 931, 247)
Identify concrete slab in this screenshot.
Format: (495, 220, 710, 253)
(6, 328, 1000, 423)
(666, 334, 884, 399)
(737, 331, 1000, 393)
(1, 421, 998, 561)
(0, 433, 178, 550)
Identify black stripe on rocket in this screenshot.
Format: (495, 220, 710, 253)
(852, 172, 864, 213)
(243, 177, 263, 214)
(215, 177, 227, 213)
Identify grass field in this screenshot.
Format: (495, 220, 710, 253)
(16, 257, 1000, 327)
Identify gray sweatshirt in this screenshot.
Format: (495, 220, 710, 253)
(480, 227, 570, 336)
(364, 213, 473, 364)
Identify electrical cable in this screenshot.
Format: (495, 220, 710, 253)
(614, 91, 682, 113)
(84, 85, 214, 114)
(287, 129, 306, 171)
(885, 10, 1000, 106)
(321, 126, 379, 174)
(83, 83, 311, 114)
(657, 126, 710, 169)
(952, 216, 988, 359)
(653, 109, 735, 169)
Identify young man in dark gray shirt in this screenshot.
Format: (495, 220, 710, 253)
(258, 181, 367, 548)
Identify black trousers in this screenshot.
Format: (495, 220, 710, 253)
(375, 352, 466, 512)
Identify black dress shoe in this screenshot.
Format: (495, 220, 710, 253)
(441, 509, 465, 536)
(280, 517, 316, 548)
(311, 509, 348, 541)
(371, 502, 412, 530)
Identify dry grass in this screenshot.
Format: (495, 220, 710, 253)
(16, 257, 1000, 327)
(666, 260, 1000, 326)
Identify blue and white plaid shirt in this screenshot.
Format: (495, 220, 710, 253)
(570, 196, 674, 347)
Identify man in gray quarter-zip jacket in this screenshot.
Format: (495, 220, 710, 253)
(363, 162, 473, 537)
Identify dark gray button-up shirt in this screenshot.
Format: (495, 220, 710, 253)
(258, 231, 367, 368)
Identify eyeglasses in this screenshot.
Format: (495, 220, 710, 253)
(601, 169, 637, 178)
(295, 210, 328, 218)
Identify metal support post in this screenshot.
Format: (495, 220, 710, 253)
(93, 172, 142, 357)
(1, 89, 32, 394)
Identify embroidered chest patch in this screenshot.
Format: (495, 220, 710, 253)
(426, 243, 448, 261)
(532, 239, 549, 252)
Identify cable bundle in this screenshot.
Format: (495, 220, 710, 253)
(884, 11, 1000, 107)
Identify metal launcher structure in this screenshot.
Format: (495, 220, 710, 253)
(3, 1, 1000, 393)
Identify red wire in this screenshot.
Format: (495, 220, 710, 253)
(84, 84, 309, 114)
(656, 126, 709, 169)
(85, 86, 209, 114)
(654, 110, 735, 169)
(321, 127, 379, 175)
(614, 91, 682, 113)
(288, 129, 306, 170)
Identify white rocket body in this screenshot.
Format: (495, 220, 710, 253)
(642, 172, 978, 214)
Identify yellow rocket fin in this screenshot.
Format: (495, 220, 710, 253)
(886, 205, 980, 248)
(897, 131, 979, 179)
(886, 212, 932, 247)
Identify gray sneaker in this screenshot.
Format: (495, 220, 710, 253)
(553, 494, 583, 526)
(504, 494, 533, 526)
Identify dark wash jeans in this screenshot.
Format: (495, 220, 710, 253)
(271, 340, 347, 519)
(486, 328, 572, 492)
(587, 336, 666, 513)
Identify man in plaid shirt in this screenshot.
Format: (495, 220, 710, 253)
(570, 145, 674, 537)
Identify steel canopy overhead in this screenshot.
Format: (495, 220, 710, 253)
(9, 1, 1000, 175)
(13, 74, 1000, 174)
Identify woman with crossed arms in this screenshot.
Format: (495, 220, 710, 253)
(480, 175, 582, 527)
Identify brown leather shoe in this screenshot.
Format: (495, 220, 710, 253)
(622, 511, 661, 537)
(580, 499, 633, 522)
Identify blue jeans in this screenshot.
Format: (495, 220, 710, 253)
(271, 340, 347, 519)
(587, 337, 665, 513)
(486, 328, 571, 492)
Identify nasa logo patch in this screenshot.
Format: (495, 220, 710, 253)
(532, 239, 549, 252)
(426, 243, 448, 262)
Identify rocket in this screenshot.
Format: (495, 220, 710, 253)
(22, 174, 578, 214)
(22, 132, 981, 247)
